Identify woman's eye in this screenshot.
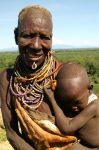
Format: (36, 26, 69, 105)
(22, 35, 31, 39)
(40, 35, 51, 40)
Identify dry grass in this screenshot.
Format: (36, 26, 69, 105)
(0, 141, 13, 150)
(0, 109, 14, 150)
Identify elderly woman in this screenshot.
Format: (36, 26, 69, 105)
(0, 4, 98, 150)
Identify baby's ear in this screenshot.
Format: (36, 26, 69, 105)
(88, 84, 93, 90)
(50, 80, 57, 91)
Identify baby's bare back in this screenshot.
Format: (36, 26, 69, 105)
(78, 99, 99, 147)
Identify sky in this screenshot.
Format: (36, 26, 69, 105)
(0, 0, 99, 51)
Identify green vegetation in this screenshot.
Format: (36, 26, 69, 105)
(54, 49, 99, 76)
(0, 51, 18, 71)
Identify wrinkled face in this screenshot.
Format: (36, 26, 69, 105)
(16, 12, 52, 70)
(56, 77, 90, 112)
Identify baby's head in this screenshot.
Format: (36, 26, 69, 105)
(55, 62, 92, 112)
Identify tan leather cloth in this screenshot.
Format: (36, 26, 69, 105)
(15, 100, 77, 150)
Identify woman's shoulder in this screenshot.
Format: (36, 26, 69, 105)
(0, 68, 14, 85)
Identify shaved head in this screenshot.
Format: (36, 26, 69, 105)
(18, 5, 53, 33)
(55, 62, 90, 101)
(56, 62, 88, 80)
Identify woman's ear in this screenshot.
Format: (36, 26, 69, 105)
(14, 27, 18, 45)
(50, 80, 57, 91)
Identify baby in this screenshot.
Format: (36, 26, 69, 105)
(44, 62, 99, 148)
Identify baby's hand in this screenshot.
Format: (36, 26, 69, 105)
(44, 87, 55, 102)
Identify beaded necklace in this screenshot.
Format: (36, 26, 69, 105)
(10, 51, 57, 110)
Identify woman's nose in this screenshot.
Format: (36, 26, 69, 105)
(30, 37, 41, 49)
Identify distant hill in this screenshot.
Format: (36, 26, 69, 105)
(0, 46, 99, 52)
(52, 44, 73, 49)
(0, 47, 18, 52)
(52, 44, 99, 50)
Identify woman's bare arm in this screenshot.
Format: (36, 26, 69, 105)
(0, 70, 35, 150)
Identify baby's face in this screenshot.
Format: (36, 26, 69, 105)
(68, 89, 89, 112)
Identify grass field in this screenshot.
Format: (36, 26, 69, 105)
(54, 49, 99, 72)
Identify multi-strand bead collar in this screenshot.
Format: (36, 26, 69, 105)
(10, 52, 55, 109)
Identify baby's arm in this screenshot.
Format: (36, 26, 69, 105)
(44, 87, 97, 134)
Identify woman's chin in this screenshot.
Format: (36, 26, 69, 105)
(23, 54, 45, 70)
(26, 60, 45, 71)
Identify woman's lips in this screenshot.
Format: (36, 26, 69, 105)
(27, 55, 43, 61)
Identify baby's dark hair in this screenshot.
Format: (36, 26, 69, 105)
(56, 62, 89, 82)
(54, 62, 90, 103)
(55, 62, 90, 98)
